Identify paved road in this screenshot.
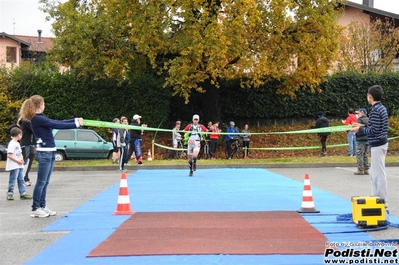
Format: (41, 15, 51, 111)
(0, 166, 398, 264)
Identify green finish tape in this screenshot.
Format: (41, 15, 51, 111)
(154, 142, 187, 151)
(266, 125, 352, 134)
(249, 144, 348, 151)
(84, 119, 398, 151)
(84, 119, 353, 135)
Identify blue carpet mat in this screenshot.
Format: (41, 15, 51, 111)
(26, 169, 397, 265)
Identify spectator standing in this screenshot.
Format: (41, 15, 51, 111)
(118, 117, 129, 172)
(354, 108, 369, 175)
(225, 121, 240, 159)
(207, 121, 213, 130)
(111, 118, 120, 164)
(19, 95, 83, 218)
(206, 121, 213, 141)
(342, 108, 358, 156)
(6, 127, 32, 201)
(127, 114, 147, 165)
(183, 114, 208, 176)
(172, 121, 182, 148)
(19, 119, 36, 186)
(172, 121, 182, 158)
(241, 124, 251, 157)
(314, 111, 330, 157)
(209, 121, 221, 159)
(199, 121, 212, 158)
(121, 116, 131, 165)
(352, 85, 389, 208)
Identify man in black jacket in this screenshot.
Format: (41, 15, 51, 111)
(314, 111, 330, 157)
(126, 114, 147, 165)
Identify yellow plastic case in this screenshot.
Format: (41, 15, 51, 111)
(351, 196, 386, 227)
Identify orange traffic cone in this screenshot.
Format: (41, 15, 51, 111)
(113, 173, 135, 215)
(297, 173, 319, 213)
(147, 149, 153, 161)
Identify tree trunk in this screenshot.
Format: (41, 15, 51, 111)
(198, 80, 220, 123)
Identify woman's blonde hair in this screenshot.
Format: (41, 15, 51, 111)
(19, 95, 44, 121)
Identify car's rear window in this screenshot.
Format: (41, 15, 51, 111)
(54, 130, 74, 140)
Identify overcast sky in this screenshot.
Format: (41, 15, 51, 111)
(1, 0, 398, 37)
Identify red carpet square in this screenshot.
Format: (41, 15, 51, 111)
(87, 211, 328, 257)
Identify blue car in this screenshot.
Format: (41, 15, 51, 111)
(53, 129, 113, 161)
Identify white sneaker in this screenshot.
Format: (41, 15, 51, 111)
(30, 208, 50, 218)
(42, 207, 57, 216)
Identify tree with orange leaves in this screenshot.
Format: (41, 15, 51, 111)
(41, 0, 342, 121)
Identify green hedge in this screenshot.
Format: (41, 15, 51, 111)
(30, 70, 171, 126)
(215, 72, 399, 122)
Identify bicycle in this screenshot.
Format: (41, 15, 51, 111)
(165, 140, 187, 159)
(198, 139, 211, 159)
(225, 137, 244, 159)
(176, 140, 187, 159)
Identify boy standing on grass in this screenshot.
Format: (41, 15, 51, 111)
(352, 85, 388, 208)
(6, 127, 32, 201)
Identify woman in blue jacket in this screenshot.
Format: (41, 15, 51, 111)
(19, 95, 83, 218)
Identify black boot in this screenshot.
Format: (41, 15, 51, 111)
(193, 158, 197, 171)
(188, 161, 193, 177)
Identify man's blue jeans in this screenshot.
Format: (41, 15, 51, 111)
(32, 151, 55, 211)
(8, 168, 26, 195)
(134, 139, 142, 158)
(347, 131, 356, 156)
